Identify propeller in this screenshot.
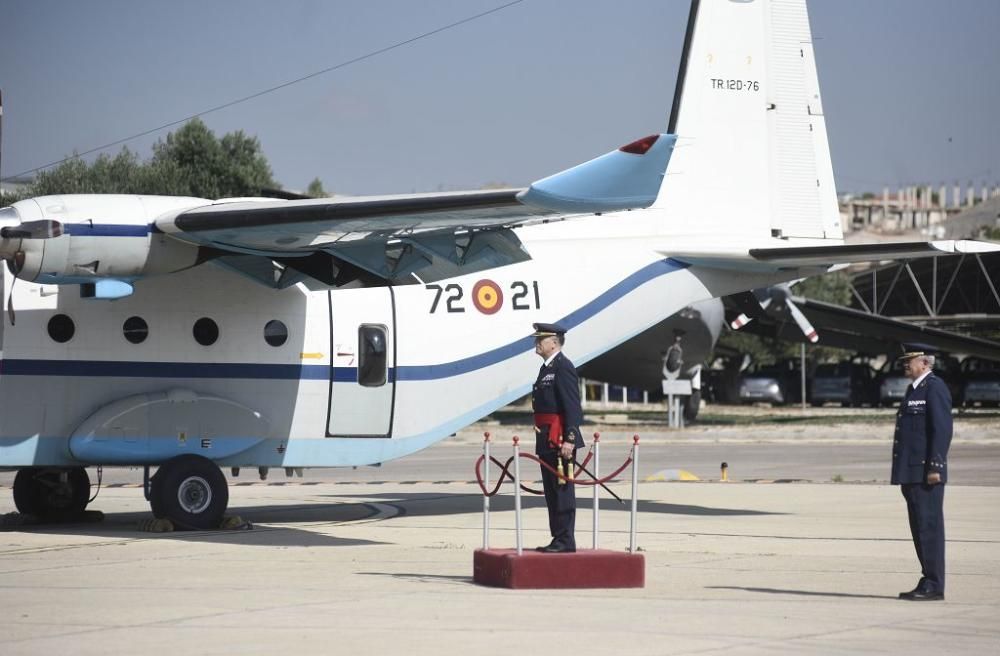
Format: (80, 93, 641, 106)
(0, 89, 64, 324)
(730, 284, 819, 343)
(0, 220, 63, 240)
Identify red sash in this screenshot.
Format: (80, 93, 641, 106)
(534, 413, 564, 448)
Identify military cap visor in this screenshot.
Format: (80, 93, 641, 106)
(899, 351, 926, 360)
(531, 322, 566, 338)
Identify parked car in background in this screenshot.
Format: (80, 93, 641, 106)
(878, 354, 963, 407)
(961, 357, 1000, 407)
(810, 361, 878, 407)
(878, 358, 908, 406)
(739, 359, 805, 405)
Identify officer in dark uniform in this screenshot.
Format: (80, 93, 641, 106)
(891, 350, 952, 601)
(530, 322, 585, 553)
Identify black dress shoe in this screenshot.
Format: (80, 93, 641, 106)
(540, 543, 576, 553)
(899, 589, 944, 601)
(535, 543, 554, 552)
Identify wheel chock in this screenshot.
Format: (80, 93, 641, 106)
(137, 515, 252, 532)
(137, 517, 175, 532)
(219, 515, 253, 530)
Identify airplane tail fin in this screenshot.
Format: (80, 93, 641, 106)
(654, 0, 842, 241)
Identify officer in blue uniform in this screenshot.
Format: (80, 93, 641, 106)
(531, 322, 585, 553)
(891, 350, 952, 601)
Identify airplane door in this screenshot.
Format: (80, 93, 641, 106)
(327, 287, 396, 437)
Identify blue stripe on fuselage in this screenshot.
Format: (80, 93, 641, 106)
(1, 360, 333, 380)
(63, 224, 151, 237)
(2, 257, 688, 382)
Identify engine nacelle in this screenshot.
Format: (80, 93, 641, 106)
(5, 195, 211, 284)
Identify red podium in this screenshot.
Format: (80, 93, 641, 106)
(474, 433, 645, 589)
(474, 548, 644, 589)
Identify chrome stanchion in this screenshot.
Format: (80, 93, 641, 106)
(513, 435, 523, 556)
(592, 432, 600, 550)
(629, 434, 639, 553)
(482, 432, 491, 549)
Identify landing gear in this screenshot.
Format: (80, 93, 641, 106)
(149, 455, 228, 530)
(683, 389, 701, 422)
(12, 467, 91, 519)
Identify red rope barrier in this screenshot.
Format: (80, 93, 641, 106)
(474, 444, 634, 498)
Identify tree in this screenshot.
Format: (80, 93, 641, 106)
(7, 118, 278, 201)
(148, 119, 277, 198)
(306, 177, 329, 198)
(29, 148, 152, 196)
(795, 270, 852, 306)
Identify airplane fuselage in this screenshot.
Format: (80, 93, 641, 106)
(0, 202, 785, 471)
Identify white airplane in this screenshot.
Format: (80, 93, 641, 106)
(1, 0, 995, 528)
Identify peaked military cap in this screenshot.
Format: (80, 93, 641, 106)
(531, 322, 566, 338)
(898, 344, 929, 360)
(898, 351, 926, 360)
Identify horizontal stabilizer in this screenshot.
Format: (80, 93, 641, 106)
(750, 240, 1000, 267)
(669, 240, 1000, 271)
(518, 134, 675, 213)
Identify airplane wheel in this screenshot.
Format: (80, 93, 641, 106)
(12, 468, 40, 515)
(13, 467, 90, 519)
(150, 455, 228, 530)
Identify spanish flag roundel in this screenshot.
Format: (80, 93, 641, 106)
(472, 279, 503, 314)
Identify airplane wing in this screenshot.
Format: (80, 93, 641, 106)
(155, 190, 554, 285)
(729, 294, 1000, 362)
(153, 134, 677, 286)
(158, 189, 544, 256)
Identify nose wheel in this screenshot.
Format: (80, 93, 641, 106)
(13, 467, 91, 519)
(149, 455, 229, 530)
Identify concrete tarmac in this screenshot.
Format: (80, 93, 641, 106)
(2, 478, 998, 654)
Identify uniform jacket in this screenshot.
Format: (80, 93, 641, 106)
(532, 351, 585, 454)
(891, 373, 953, 484)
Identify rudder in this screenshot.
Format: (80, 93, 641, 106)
(653, 0, 842, 241)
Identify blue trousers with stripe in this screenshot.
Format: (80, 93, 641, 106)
(901, 483, 946, 592)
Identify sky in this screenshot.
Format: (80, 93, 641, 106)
(1, 0, 998, 197)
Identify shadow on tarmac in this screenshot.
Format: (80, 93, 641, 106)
(356, 572, 473, 584)
(707, 586, 897, 600)
(1, 501, 390, 547)
(2, 491, 781, 546)
(318, 491, 784, 517)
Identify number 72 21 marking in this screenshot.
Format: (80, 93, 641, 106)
(426, 280, 541, 313)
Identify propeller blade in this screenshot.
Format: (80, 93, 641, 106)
(787, 299, 819, 343)
(730, 297, 771, 330)
(730, 312, 753, 330)
(6, 250, 22, 326)
(0, 219, 63, 239)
